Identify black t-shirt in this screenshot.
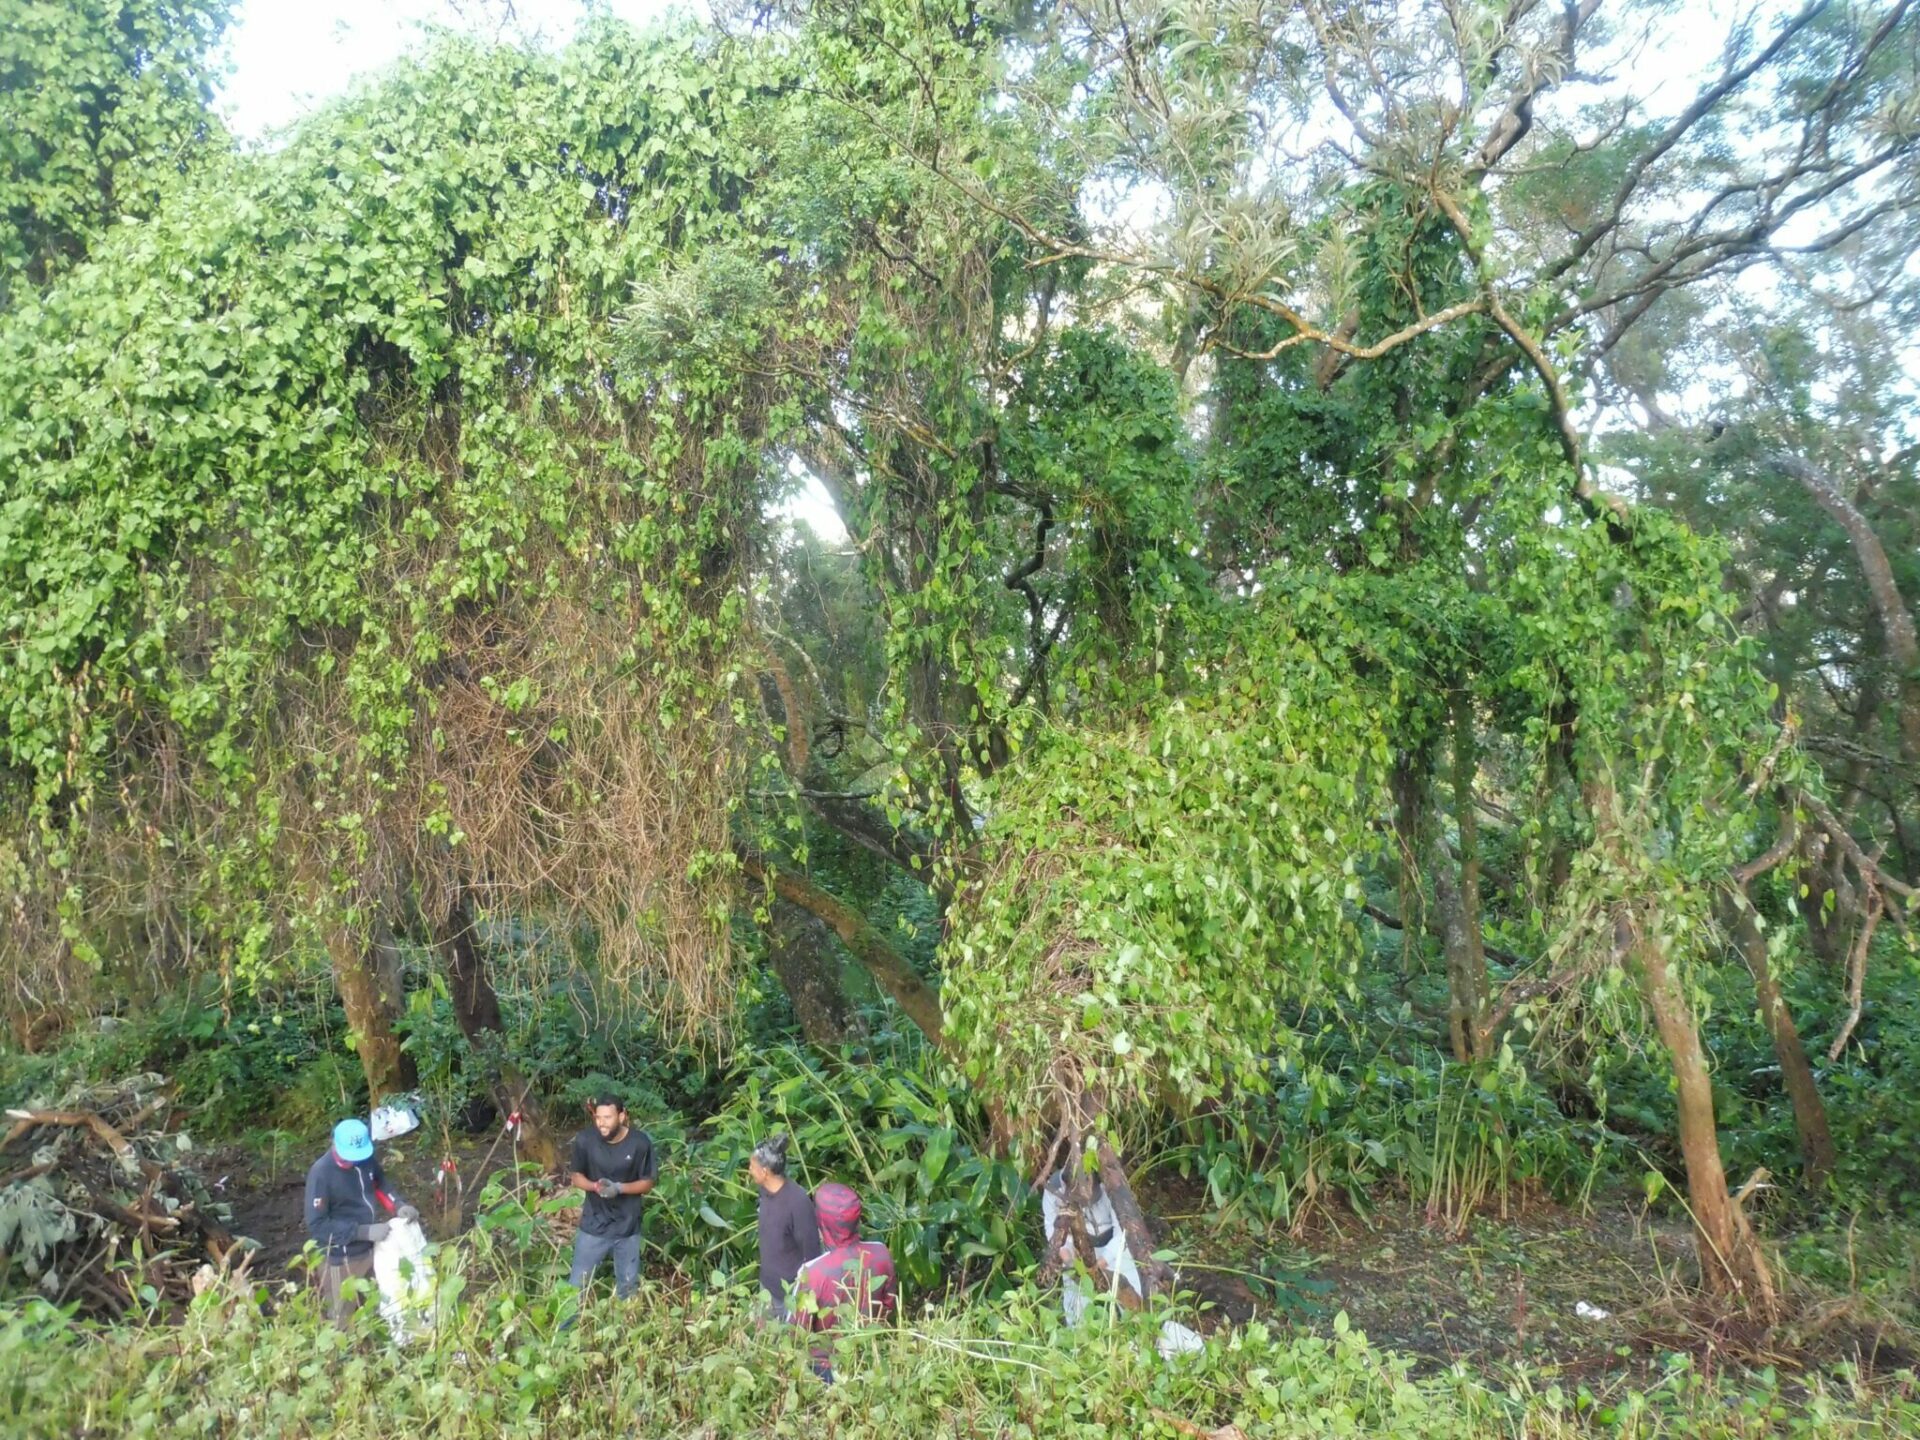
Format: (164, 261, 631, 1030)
(756, 1179, 822, 1302)
(570, 1126, 657, 1239)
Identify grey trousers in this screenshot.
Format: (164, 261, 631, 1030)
(316, 1251, 375, 1328)
(568, 1228, 641, 1299)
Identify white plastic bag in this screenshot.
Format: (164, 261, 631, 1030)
(1042, 1174, 1202, 1364)
(371, 1216, 436, 1345)
(1156, 1319, 1205, 1361)
(369, 1099, 421, 1143)
(1040, 1174, 1143, 1326)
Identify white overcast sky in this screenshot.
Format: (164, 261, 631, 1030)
(215, 1, 1757, 156)
(218, 0, 697, 140)
(209, 0, 1908, 520)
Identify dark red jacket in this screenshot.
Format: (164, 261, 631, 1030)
(795, 1183, 896, 1334)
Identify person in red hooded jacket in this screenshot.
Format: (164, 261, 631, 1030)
(792, 1182, 896, 1380)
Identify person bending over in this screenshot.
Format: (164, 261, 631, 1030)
(306, 1117, 417, 1328)
(794, 1182, 896, 1380)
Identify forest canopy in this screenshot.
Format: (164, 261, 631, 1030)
(1, 0, 1918, 1430)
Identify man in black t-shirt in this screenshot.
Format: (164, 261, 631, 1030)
(567, 1094, 657, 1300)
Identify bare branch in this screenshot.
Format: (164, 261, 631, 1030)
(1540, 0, 1835, 286)
(1734, 814, 1799, 887)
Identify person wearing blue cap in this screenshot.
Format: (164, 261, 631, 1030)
(306, 1116, 418, 1328)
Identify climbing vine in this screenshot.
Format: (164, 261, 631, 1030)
(0, 0, 233, 298)
(0, 22, 785, 1026)
(943, 609, 1387, 1156)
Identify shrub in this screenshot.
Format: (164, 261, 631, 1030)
(1, 1261, 1913, 1439)
(1158, 1027, 1631, 1236)
(0, 983, 351, 1139)
(648, 1043, 1036, 1295)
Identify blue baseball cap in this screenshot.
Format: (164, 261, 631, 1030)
(332, 1118, 374, 1163)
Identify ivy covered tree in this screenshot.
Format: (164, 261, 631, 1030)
(2, 0, 1916, 1327)
(767, 0, 1919, 1307)
(0, 23, 788, 1150)
(0, 0, 234, 301)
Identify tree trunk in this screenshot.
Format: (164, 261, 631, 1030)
(1778, 454, 1920, 788)
(1094, 1136, 1172, 1301)
(1723, 892, 1835, 1187)
(1800, 833, 1856, 971)
(329, 929, 415, 1101)
(1448, 688, 1492, 1060)
(370, 919, 407, 1022)
(430, 897, 561, 1172)
(1431, 858, 1478, 1063)
(766, 900, 865, 1048)
(1391, 752, 1427, 979)
(1543, 702, 1579, 904)
(1423, 795, 1489, 1061)
(1633, 920, 1777, 1312)
(801, 786, 935, 883)
(738, 852, 945, 1049)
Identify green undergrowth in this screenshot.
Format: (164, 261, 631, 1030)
(1153, 1032, 1634, 1239)
(1, 1259, 1912, 1440)
(1695, 947, 1920, 1218)
(0, 980, 363, 1137)
(455, 1042, 1035, 1298)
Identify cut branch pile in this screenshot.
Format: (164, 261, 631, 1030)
(0, 1074, 248, 1319)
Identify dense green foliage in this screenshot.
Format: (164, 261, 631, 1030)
(947, 611, 1385, 1148)
(654, 1045, 1035, 1292)
(0, 20, 783, 1023)
(4, 1276, 1915, 1440)
(0, 0, 232, 297)
(1, 0, 1918, 1431)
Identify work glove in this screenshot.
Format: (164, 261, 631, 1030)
(396, 1204, 419, 1224)
(596, 1178, 620, 1200)
(358, 1222, 392, 1243)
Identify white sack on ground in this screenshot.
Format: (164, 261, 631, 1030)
(1042, 1172, 1143, 1325)
(1042, 1172, 1205, 1363)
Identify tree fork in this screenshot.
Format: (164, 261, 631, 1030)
(1633, 917, 1777, 1313)
(765, 899, 865, 1049)
(737, 851, 945, 1047)
(1776, 453, 1920, 792)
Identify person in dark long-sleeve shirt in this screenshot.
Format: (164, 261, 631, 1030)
(749, 1132, 820, 1320)
(305, 1118, 415, 1327)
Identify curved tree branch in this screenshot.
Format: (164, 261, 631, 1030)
(1774, 452, 1920, 785)
(737, 850, 946, 1047)
(1003, 485, 1057, 710)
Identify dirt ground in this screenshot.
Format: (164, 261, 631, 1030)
(215, 1127, 540, 1279)
(1145, 1175, 1917, 1385)
(208, 1134, 1914, 1386)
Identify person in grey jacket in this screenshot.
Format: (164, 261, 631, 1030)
(305, 1117, 416, 1327)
